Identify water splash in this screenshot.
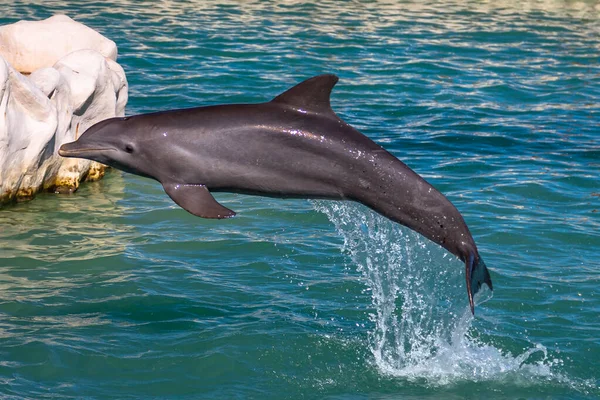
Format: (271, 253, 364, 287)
(312, 200, 593, 391)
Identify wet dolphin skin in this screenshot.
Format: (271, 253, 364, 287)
(59, 75, 493, 313)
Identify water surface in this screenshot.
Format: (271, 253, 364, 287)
(0, 1, 599, 398)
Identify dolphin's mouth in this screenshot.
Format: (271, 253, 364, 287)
(58, 144, 115, 157)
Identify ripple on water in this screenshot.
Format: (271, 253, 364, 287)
(0, 0, 599, 398)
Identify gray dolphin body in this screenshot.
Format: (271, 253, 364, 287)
(59, 74, 492, 313)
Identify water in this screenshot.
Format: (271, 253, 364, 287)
(1, 1, 599, 398)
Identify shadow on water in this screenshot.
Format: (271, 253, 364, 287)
(0, 171, 137, 310)
(0, 170, 131, 263)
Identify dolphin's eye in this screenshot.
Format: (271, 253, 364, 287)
(125, 144, 134, 153)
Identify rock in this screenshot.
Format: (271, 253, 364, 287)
(0, 46, 127, 205)
(52, 49, 128, 193)
(0, 15, 117, 74)
(28, 67, 61, 97)
(0, 57, 58, 201)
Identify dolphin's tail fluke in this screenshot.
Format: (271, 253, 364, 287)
(465, 254, 493, 314)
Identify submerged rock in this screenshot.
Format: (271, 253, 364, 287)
(0, 17, 127, 206)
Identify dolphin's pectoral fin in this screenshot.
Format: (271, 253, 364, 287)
(162, 183, 236, 219)
(465, 254, 493, 315)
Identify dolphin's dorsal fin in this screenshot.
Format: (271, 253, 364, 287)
(271, 74, 339, 114)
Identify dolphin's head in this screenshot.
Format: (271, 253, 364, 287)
(59, 117, 156, 180)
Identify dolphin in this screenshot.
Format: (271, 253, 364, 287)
(59, 74, 492, 313)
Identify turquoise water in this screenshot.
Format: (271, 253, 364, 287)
(1, 1, 599, 398)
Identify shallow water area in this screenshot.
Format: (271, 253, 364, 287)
(1, 1, 599, 399)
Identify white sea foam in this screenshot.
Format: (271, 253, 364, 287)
(312, 200, 594, 391)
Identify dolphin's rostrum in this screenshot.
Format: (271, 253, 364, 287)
(59, 74, 493, 313)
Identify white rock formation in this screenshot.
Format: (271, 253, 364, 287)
(0, 15, 117, 74)
(0, 17, 127, 205)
